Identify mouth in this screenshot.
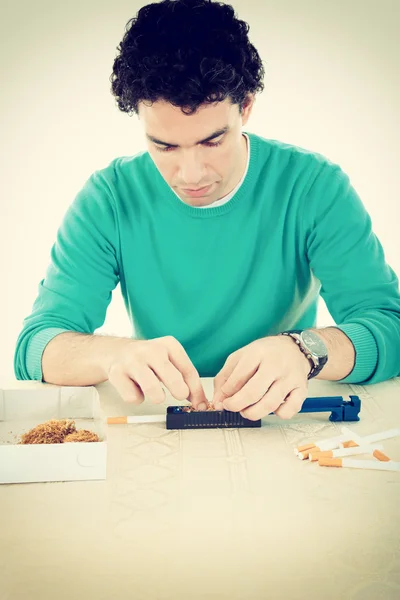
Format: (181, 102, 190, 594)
(182, 184, 213, 197)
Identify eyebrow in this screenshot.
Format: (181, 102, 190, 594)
(146, 126, 230, 148)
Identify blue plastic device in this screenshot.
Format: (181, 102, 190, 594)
(298, 395, 361, 422)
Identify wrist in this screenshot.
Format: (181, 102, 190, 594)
(278, 329, 328, 379)
(97, 335, 136, 379)
(277, 334, 313, 379)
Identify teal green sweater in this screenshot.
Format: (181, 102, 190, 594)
(14, 132, 400, 384)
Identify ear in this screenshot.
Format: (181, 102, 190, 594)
(241, 94, 256, 125)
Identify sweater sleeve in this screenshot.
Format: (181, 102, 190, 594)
(14, 170, 120, 381)
(303, 162, 400, 384)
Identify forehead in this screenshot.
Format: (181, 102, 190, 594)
(139, 98, 237, 146)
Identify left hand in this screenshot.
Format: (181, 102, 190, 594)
(211, 335, 311, 420)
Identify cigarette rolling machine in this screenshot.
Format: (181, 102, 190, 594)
(166, 395, 361, 429)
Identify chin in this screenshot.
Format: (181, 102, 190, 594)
(186, 198, 213, 207)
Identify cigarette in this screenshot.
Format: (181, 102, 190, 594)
(296, 428, 399, 460)
(341, 427, 400, 446)
(373, 449, 391, 462)
(298, 450, 310, 460)
(320, 440, 369, 450)
(296, 432, 355, 458)
(309, 444, 384, 461)
(107, 415, 166, 425)
(295, 443, 316, 454)
(298, 437, 357, 460)
(340, 427, 363, 445)
(364, 428, 400, 444)
(318, 458, 400, 472)
(317, 434, 353, 451)
(295, 433, 347, 454)
(342, 440, 359, 448)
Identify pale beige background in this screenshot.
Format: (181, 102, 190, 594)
(1, 0, 399, 382)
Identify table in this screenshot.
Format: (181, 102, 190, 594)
(1, 377, 399, 600)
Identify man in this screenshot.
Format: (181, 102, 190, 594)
(14, 0, 400, 421)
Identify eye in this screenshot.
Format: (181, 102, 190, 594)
(155, 139, 223, 153)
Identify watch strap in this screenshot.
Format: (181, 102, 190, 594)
(279, 330, 327, 380)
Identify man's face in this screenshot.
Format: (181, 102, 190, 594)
(138, 96, 254, 206)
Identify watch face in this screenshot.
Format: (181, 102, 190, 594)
(301, 331, 327, 357)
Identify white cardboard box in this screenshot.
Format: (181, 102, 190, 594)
(0, 382, 107, 484)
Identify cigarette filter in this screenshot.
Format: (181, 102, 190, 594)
(295, 443, 316, 454)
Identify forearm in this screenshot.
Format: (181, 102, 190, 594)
(310, 326, 355, 381)
(41, 332, 134, 386)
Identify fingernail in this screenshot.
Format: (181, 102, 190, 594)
(198, 402, 207, 411)
(214, 401, 224, 410)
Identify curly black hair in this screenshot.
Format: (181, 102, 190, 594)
(110, 0, 265, 116)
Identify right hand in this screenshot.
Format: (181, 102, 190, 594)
(104, 335, 209, 410)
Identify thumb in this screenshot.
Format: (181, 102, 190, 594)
(212, 377, 221, 403)
(212, 352, 240, 405)
(212, 372, 230, 405)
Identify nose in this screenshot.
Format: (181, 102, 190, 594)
(178, 150, 207, 188)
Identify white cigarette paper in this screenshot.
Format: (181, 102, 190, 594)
(125, 415, 165, 423)
(340, 426, 363, 445)
(338, 459, 400, 472)
(341, 426, 400, 447)
(107, 415, 166, 425)
(326, 444, 384, 458)
(317, 435, 353, 451)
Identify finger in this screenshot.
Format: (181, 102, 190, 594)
(150, 358, 191, 402)
(108, 366, 145, 405)
(274, 386, 308, 420)
(239, 380, 289, 420)
(223, 368, 274, 413)
(162, 336, 208, 409)
(213, 353, 240, 402)
(126, 362, 166, 404)
(223, 356, 260, 398)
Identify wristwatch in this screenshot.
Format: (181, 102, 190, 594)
(279, 329, 328, 379)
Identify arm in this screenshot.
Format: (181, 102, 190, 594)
(14, 169, 121, 382)
(302, 162, 400, 384)
(309, 326, 355, 381)
(41, 332, 134, 386)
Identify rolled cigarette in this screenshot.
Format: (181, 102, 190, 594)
(299, 444, 335, 459)
(310, 444, 384, 461)
(319, 457, 342, 467)
(340, 427, 363, 445)
(318, 458, 400, 472)
(296, 431, 357, 457)
(300, 438, 351, 460)
(363, 428, 400, 444)
(317, 434, 352, 451)
(373, 449, 391, 462)
(342, 440, 359, 448)
(295, 443, 316, 453)
(298, 449, 313, 460)
(296, 428, 399, 460)
(339, 440, 367, 449)
(107, 415, 166, 425)
(341, 427, 400, 446)
(308, 451, 323, 462)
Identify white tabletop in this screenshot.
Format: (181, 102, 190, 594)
(1, 376, 400, 600)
